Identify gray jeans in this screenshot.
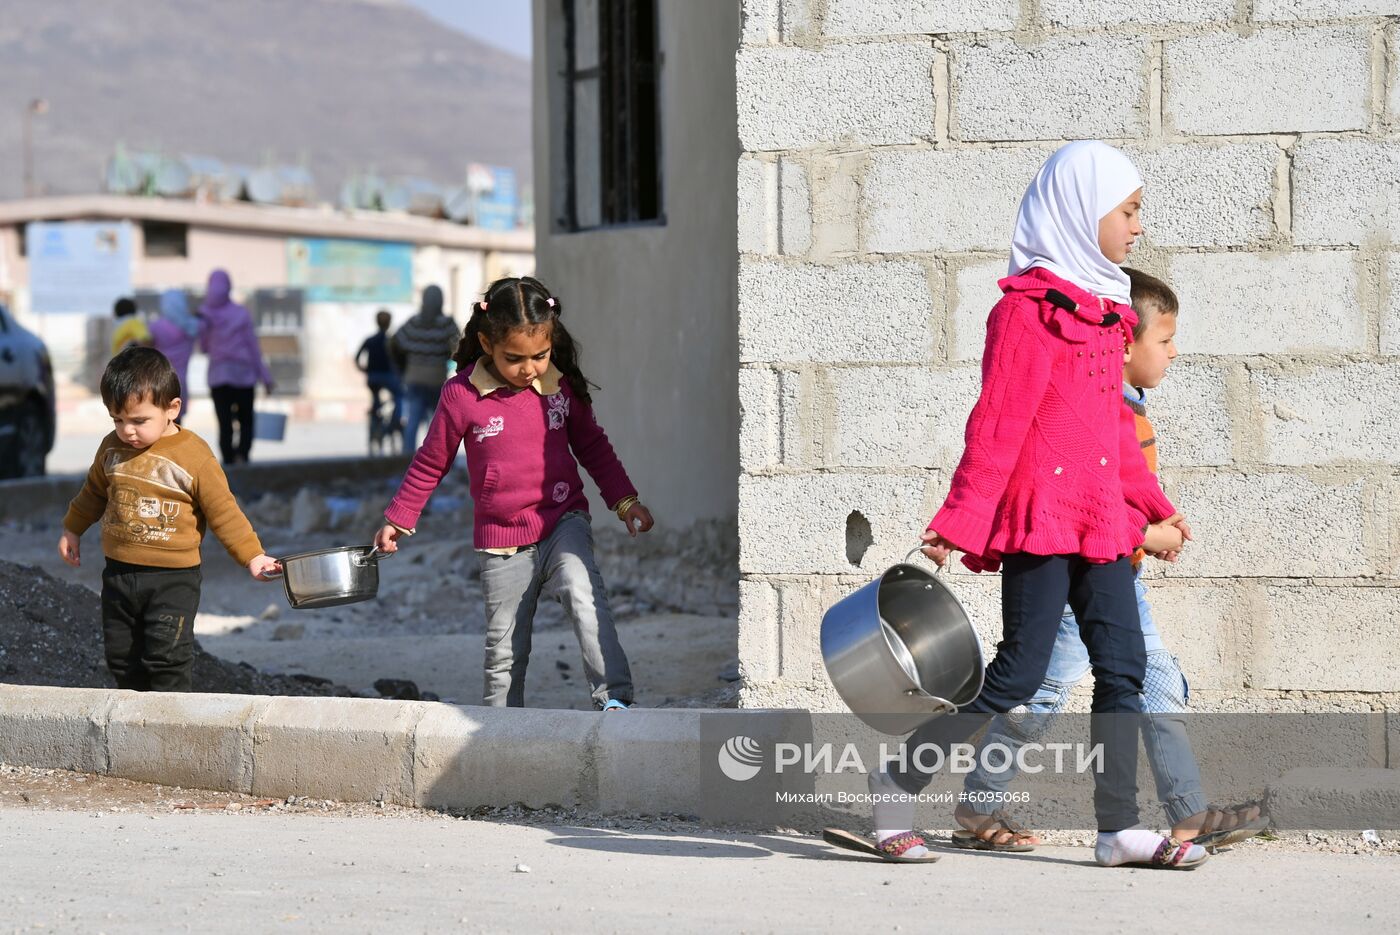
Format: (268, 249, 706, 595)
(477, 511, 633, 708)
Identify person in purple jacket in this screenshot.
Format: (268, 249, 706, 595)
(198, 269, 274, 464)
(149, 289, 199, 424)
(374, 276, 654, 711)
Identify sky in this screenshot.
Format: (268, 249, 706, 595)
(405, 0, 532, 59)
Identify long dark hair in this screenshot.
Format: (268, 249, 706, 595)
(453, 276, 595, 404)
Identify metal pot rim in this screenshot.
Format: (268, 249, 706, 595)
(279, 544, 377, 564)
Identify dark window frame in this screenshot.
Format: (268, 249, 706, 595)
(141, 220, 188, 258)
(560, 0, 664, 232)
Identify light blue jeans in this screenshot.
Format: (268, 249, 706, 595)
(963, 571, 1209, 826)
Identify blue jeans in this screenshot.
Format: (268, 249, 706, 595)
(891, 554, 1146, 832)
(963, 571, 1208, 826)
(476, 512, 633, 708)
(401, 382, 442, 453)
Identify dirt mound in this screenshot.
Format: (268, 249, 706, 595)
(0, 559, 352, 696)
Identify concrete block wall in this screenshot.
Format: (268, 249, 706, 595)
(735, 0, 1400, 710)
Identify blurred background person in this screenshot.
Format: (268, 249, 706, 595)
(199, 269, 274, 464)
(357, 309, 402, 454)
(149, 289, 200, 424)
(391, 284, 457, 452)
(109, 297, 150, 356)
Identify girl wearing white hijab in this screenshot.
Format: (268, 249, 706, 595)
(842, 142, 1207, 870)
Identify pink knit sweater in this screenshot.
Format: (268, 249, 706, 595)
(384, 365, 637, 550)
(931, 267, 1176, 573)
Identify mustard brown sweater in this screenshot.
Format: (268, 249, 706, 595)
(63, 428, 263, 568)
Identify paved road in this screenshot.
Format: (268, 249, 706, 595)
(2, 807, 1396, 934)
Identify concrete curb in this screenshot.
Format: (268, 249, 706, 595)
(0, 685, 797, 821)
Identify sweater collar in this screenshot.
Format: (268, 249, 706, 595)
(469, 361, 563, 397)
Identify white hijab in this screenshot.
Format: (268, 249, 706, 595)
(1008, 141, 1143, 305)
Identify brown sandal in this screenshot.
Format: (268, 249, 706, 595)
(950, 809, 1038, 852)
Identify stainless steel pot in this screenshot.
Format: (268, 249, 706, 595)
(264, 545, 393, 610)
(820, 548, 985, 735)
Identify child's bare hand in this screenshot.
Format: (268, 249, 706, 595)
(919, 529, 956, 567)
(374, 524, 404, 553)
(58, 531, 81, 568)
(247, 554, 281, 580)
(621, 502, 654, 537)
(1142, 521, 1185, 554)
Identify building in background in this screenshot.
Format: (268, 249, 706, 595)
(531, 0, 740, 533)
(0, 195, 533, 405)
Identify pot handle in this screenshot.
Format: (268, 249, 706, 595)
(904, 545, 953, 572)
(353, 546, 395, 566)
(902, 689, 959, 716)
(258, 563, 284, 581)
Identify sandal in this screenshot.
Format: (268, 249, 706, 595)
(1189, 802, 1268, 850)
(950, 808, 1038, 852)
(1113, 836, 1207, 870)
(600, 700, 632, 712)
(822, 828, 940, 864)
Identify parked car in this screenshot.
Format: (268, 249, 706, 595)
(0, 303, 56, 478)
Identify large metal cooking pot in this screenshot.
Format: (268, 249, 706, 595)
(820, 548, 984, 735)
(263, 544, 392, 610)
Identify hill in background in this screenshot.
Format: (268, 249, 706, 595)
(0, 0, 532, 200)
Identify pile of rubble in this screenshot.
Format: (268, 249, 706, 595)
(0, 559, 351, 695)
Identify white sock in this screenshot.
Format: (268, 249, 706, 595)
(1095, 830, 1205, 867)
(869, 770, 929, 858)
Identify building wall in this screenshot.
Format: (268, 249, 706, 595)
(532, 0, 742, 528)
(0, 218, 534, 402)
(736, 0, 1400, 709)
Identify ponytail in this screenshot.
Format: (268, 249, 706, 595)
(453, 276, 596, 405)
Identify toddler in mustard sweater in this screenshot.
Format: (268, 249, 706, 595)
(59, 347, 280, 691)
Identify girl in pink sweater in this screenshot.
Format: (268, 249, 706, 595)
(374, 276, 654, 710)
(867, 142, 1206, 870)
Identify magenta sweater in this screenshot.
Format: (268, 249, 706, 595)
(384, 364, 637, 549)
(932, 267, 1176, 573)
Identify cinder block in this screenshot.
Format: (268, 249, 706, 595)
(0, 685, 112, 774)
(738, 259, 936, 363)
(1041, 0, 1234, 26)
(823, 0, 1018, 35)
(1256, 0, 1400, 19)
(1254, 363, 1400, 466)
(1138, 580, 1248, 691)
(808, 151, 864, 259)
(952, 37, 1148, 141)
(741, 0, 780, 44)
(737, 44, 936, 151)
(107, 692, 263, 793)
(1145, 361, 1234, 468)
(779, 160, 812, 255)
(950, 257, 1008, 362)
(1386, 254, 1400, 356)
(738, 577, 781, 682)
(865, 147, 1051, 253)
(1254, 586, 1400, 692)
(1166, 252, 1364, 355)
(1131, 143, 1279, 248)
(251, 697, 426, 805)
(827, 365, 980, 468)
(412, 704, 595, 811)
(737, 156, 773, 254)
(595, 709, 705, 815)
(1267, 768, 1400, 831)
(1294, 139, 1400, 246)
(739, 472, 935, 575)
(1164, 473, 1371, 578)
(739, 367, 782, 471)
(772, 575, 864, 686)
(1165, 27, 1370, 135)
